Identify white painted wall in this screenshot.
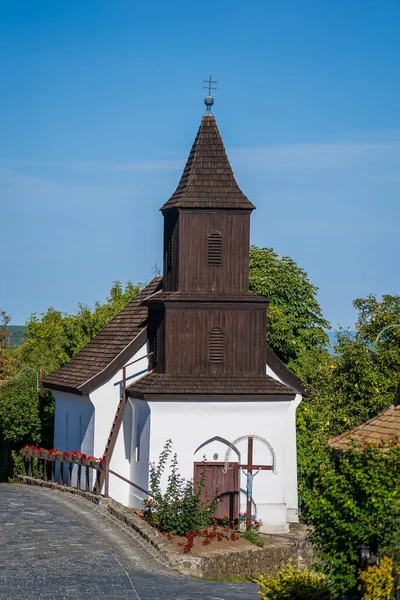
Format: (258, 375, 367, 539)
(140, 399, 298, 533)
(53, 390, 94, 456)
(88, 342, 150, 506)
(52, 350, 302, 531)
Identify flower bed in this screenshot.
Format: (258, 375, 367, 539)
(161, 523, 254, 556)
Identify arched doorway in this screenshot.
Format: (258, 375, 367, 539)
(193, 436, 240, 521)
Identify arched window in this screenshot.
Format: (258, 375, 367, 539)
(209, 327, 224, 362)
(207, 230, 222, 265)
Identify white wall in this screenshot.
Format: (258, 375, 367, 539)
(144, 400, 297, 533)
(52, 348, 302, 531)
(53, 390, 94, 456)
(88, 342, 150, 505)
(128, 398, 151, 509)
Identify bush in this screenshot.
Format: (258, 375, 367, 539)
(142, 440, 217, 536)
(358, 557, 398, 600)
(242, 530, 264, 547)
(305, 443, 400, 596)
(255, 562, 333, 600)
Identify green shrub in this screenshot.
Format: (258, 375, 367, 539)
(358, 557, 398, 600)
(255, 562, 333, 600)
(142, 440, 217, 536)
(242, 530, 264, 547)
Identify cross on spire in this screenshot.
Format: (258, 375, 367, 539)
(203, 74, 217, 95)
(203, 74, 217, 114)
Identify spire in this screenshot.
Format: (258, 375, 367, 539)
(161, 115, 255, 211)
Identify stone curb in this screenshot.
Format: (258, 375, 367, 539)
(18, 477, 313, 579)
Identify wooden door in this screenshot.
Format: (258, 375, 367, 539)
(194, 462, 238, 520)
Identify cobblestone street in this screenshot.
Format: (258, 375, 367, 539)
(0, 484, 258, 600)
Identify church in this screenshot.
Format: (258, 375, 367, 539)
(43, 91, 305, 533)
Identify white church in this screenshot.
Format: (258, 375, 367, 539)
(44, 96, 305, 533)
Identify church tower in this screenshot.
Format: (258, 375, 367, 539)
(129, 89, 293, 400)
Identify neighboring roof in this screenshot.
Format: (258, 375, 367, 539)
(328, 405, 400, 451)
(160, 115, 255, 212)
(266, 344, 308, 397)
(145, 290, 268, 304)
(43, 277, 162, 395)
(127, 373, 296, 400)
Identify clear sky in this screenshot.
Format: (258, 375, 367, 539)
(1, 0, 399, 329)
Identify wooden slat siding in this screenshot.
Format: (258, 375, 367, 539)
(329, 404, 400, 451)
(127, 373, 295, 399)
(42, 277, 162, 394)
(161, 115, 255, 211)
(178, 211, 250, 292)
(164, 306, 267, 375)
(163, 212, 179, 292)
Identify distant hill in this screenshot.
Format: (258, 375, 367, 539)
(7, 326, 27, 348)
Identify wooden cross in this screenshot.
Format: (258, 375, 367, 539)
(237, 437, 272, 530)
(203, 74, 218, 95)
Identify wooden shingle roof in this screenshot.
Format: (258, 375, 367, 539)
(43, 276, 304, 399)
(126, 373, 295, 400)
(160, 115, 255, 212)
(42, 277, 162, 395)
(328, 405, 400, 451)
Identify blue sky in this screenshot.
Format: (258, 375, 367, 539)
(1, 0, 399, 329)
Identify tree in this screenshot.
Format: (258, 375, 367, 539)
(0, 310, 19, 380)
(306, 444, 400, 597)
(297, 294, 400, 508)
(18, 280, 143, 375)
(249, 246, 330, 370)
(0, 280, 143, 481)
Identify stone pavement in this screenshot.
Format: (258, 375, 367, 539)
(0, 484, 258, 600)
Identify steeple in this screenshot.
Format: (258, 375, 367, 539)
(160, 115, 255, 211)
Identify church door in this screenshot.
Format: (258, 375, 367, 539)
(194, 462, 239, 521)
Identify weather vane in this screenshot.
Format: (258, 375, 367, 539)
(203, 74, 217, 114)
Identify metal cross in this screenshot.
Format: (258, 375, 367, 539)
(203, 74, 218, 95)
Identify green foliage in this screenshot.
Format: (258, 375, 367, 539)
(0, 280, 143, 481)
(0, 311, 20, 380)
(358, 556, 398, 600)
(305, 444, 400, 597)
(18, 280, 143, 375)
(297, 294, 400, 508)
(242, 530, 264, 547)
(142, 440, 217, 536)
(249, 246, 330, 368)
(255, 562, 333, 600)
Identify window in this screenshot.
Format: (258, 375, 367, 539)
(209, 327, 224, 362)
(167, 236, 173, 272)
(207, 230, 222, 265)
(135, 422, 141, 462)
(153, 333, 158, 365)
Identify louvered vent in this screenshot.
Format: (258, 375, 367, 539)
(167, 236, 173, 272)
(207, 230, 222, 265)
(153, 334, 158, 365)
(209, 327, 224, 362)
